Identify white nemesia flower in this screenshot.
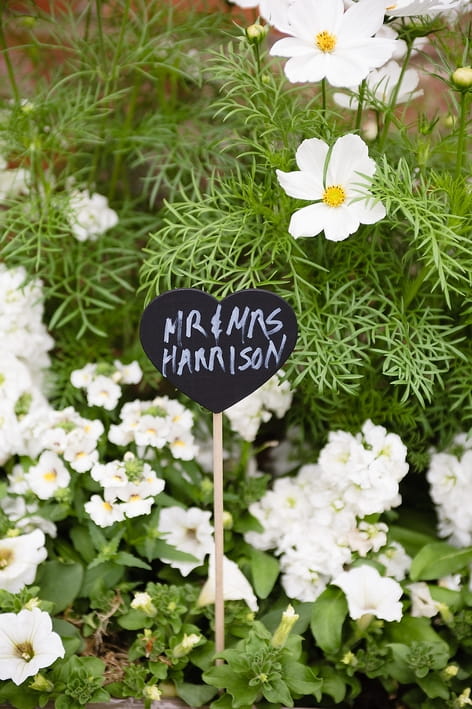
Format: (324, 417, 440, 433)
(0, 529, 47, 592)
(0, 608, 65, 685)
(84, 495, 125, 527)
(86, 375, 122, 410)
(158, 506, 214, 576)
(25, 451, 71, 500)
(377, 541, 412, 580)
(270, 0, 397, 87)
(68, 189, 118, 242)
(334, 60, 423, 110)
(197, 553, 258, 612)
(276, 134, 386, 241)
(333, 565, 403, 621)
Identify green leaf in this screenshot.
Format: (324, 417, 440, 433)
(114, 551, 152, 570)
(175, 681, 218, 706)
(417, 673, 450, 700)
(69, 525, 97, 563)
(36, 561, 84, 613)
(203, 666, 259, 707)
(283, 660, 322, 698)
(311, 586, 348, 654)
(52, 618, 84, 656)
(410, 542, 472, 580)
(249, 548, 280, 599)
(263, 677, 293, 707)
(117, 610, 152, 630)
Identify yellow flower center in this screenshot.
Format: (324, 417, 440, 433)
(102, 501, 113, 511)
(315, 30, 337, 53)
(0, 548, 13, 569)
(43, 470, 57, 482)
(322, 185, 346, 207)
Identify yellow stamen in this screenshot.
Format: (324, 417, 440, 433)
(43, 470, 57, 482)
(315, 30, 337, 53)
(102, 501, 113, 511)
(0, 548, 13, 569)
(323, 185, 346, 207)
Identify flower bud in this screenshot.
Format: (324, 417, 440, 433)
(172, 632, 202, 658)
(451, 67, 472, 90)
(223, 510, 233, 530)
(131, 592, 157, 617)
(29, 673, 54, 692)
(271, 604, 299, 648)
(143, 685, 162, 701)
(246, 23, 269, 45)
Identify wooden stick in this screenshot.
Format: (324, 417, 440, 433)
(213, 411, 225, 660)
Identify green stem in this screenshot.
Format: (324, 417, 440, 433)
(354, 79, 366, 132)
(403, 264, 425, 309)
(95, 0, 107, 71)
(321, 77, 327, 117)
(378, 40, 413, 150)
(0, 18, 20, 103)
(108, 78, 141, 201)
(455, 91, 468, 179)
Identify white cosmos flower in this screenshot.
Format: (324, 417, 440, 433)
(0, 529, 47, 593)
(333, 565, 403, 621)
(0, 608, 65, 685)
(270, 0, 397, 87)
(334, 60, 423, 110)
(197, 553, 258, 612)
(385, 0, 461, 15)
(276, 133, 386, 241)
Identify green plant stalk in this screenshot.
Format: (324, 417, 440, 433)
(355, 79, 366, 132)
(455, 90, 469, 179)
(0, 18, 20, 104)
(378, 40, 413, 150)
(321, 77, 327, 116)
(108, 78, 141, 201)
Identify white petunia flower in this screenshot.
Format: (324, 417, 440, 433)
(270, 0, 397, 87)
(68, 189, 118, 242)
(197, 553, 258, 612)
(158, 506, 214, 576)
(276, 133, 386, 241)
(25, 451, 71, 500)
(0, 608, 65, 685)
(333, 565, 403, 621)
(0, 529, 47, 592)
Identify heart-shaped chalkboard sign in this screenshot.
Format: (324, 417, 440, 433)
(140, 288, 298, 413)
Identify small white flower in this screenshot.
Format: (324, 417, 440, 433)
(0, 608, 64, 685)
(158, 506, 214, 576)
(0, 529, 47, 593)
(333, 565, 403, 621)
(68, 189, 118, 242)
(84, 495, 125, 527)
(26, 451, 70, 500)
(119, 493, 154, 518)
(113, 360, 143, 384)
(270, 0, 397, 87)
(197, 553, 258, 612)
(86, 375, 122, 411)
(276, 134, 386, 241)
(407, 582, 441, 617)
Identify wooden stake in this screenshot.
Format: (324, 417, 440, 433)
(213, 412, 225, 660)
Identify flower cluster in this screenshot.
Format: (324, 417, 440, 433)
(224, 371, 293, 441)
(109, 396, 199, 460)
(67, 189, 119, 242)
(246, 420, 409, 601)
(71, 360, 142, 410)
(85, 452, 165, 527)
(0, 265, 53, 465)
(427, 433, 472, 546)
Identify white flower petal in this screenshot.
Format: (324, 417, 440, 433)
(322, 204, 360, 241)
(340, 0, 389, 39)
(276, 169, 323, 201)
(288, 203, 327, 238)
(295, 137, 329, 173)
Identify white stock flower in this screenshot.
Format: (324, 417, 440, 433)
(68, 189, 118, 242)
(276, 134, 386, 241)
(0, 529, 47, 592)
(158, 506, 214, 576)
(25, 451, 71, 500)
(0, 608, 65, 685)
(197, 553, 258, 612)
(333, 565, 403, 621)
(334, 60, 423, 110)
(270, 0, 397, 87)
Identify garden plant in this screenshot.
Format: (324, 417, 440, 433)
(0, 0, 472, 707)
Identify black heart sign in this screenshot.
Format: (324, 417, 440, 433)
(139, 288, 298, 413)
